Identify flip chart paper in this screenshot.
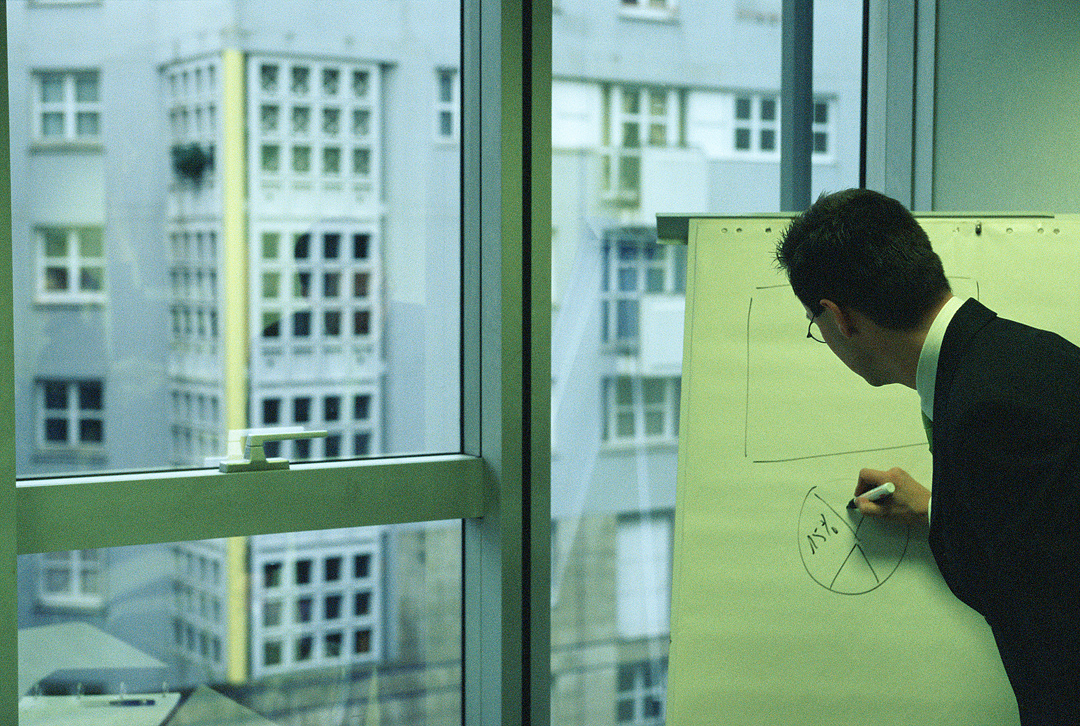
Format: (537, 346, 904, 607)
(669, 214, 1080, 725)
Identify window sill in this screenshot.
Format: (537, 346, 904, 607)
(32, 448, 108, 465)
(724, 153, 838, 165)
(33, 296, 107, 307)
(599, 439, 678, 453)
(618, 8, 679, 24)
(30, 140, 104, 154)
(36, 595, 106, 612)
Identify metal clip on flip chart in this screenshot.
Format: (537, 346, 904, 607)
(219, 427, 328, 473)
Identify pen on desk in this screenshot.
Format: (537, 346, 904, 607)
(847, 481, 895, 509)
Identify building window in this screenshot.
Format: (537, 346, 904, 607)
(38, 380, 105, 450)
(603, 85, 680, 201)
(39, 549, 104, 610)
(732, 94, 834, 160)
(248, 57, 377, 184)
(250, 533, 381, 676)
(170, 542, 228, 673)
(601, 227, 686, 349)
(34, 70, 101, 143)
(435, 68, 459, 142)
(812, 99, 833, 158)
(617, 512, 672, 637)
(256, 227, 378, 346)
(733, 94, 779, 157)
(603, 376, 680, 445)
(254, 387, 378, 460)
(616, 659, 668, 725)
(35, 227, 106, 304)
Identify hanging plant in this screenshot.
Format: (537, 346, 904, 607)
(171, 143, 214, 184)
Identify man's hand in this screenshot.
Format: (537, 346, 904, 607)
(853, 467, 930, 526)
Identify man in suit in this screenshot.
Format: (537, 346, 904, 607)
(775, 188, 1080, 725)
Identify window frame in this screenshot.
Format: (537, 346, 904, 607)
(602, 84, 680, 202)
(37, 548, 105, 610)
(34, 225, 107, 305)
(32, 68, 102, 145)
(2, 2, 552, 725)
(436, 67, 461, 143)
(601, 375, 680, 447)
(35, 378, 106, 452)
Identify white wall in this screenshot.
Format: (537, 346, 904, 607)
(934, 0, 1080, 212)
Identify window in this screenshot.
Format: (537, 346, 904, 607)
(732, 94, 835, 161)
(603, 85, 680, 201)
(616, 514, 671, 638)
(812, 99, 834, 158)
(436, 68, 459, 142)
(601, 228, 686, 349)
(251, 223, 381, 449)
(733, 93, 779, 157)
(37, 380, 105, 450)
(170, 542, 228, 673)
(602, 376, 680, 445)
(38, 549, 104, 610)
(249, 528, 382, 676)
(35, 227, 106, 304)
(250, 57, 377, 186)
(616, 659, 667, 725)
(553, 5, 862, 723)
(34, 70, 101, 142)
(9, 0, 544, 723)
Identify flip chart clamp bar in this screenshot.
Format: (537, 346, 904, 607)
(219, 427, 328, 473)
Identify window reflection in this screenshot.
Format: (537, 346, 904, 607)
(11, 0, 460, 479)
(18, 522, 461, 723)
(552, 1, 862, 723)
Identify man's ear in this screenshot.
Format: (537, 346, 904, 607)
(820, 299, 855, 337)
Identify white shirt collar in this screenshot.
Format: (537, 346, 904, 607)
(916, 296, 965, 421)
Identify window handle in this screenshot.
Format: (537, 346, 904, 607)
(218, 427, 328, 473)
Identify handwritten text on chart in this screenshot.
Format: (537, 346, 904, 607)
(797, 486, 910, 595)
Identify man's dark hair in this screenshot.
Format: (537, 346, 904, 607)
(775, 188, 951, 330)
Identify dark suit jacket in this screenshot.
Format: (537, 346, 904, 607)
(928, 299, 1080, 723)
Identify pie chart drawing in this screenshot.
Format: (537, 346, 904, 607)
(798, 486, 910, 595)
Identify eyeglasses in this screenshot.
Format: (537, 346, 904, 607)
(807, 308, 826, 344)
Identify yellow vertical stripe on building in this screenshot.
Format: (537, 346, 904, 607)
(221, 46, 250, 684)
(221, 47, 248, 432)
(226, 535, 249, 683)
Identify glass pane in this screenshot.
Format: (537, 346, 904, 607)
(40, 72, 64, 103)
(75, 112, 100, 137)
(10, 1, 461, 477)
(78, 228, 104, 257)
(760, 96, 776, 121)
(17, 522, 462, 724)
(42, 229, 67, 257)
(40, 112, 64, 137)
(73, 71, 99, 102)
(552, 2, 863, 723)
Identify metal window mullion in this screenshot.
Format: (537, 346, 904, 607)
(462, 0, 550, 724)
(780, 0, 813, 211)
(864, 0, 932, 208)
(1, 7, 16, 721)
(16, 454, 483, 555)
